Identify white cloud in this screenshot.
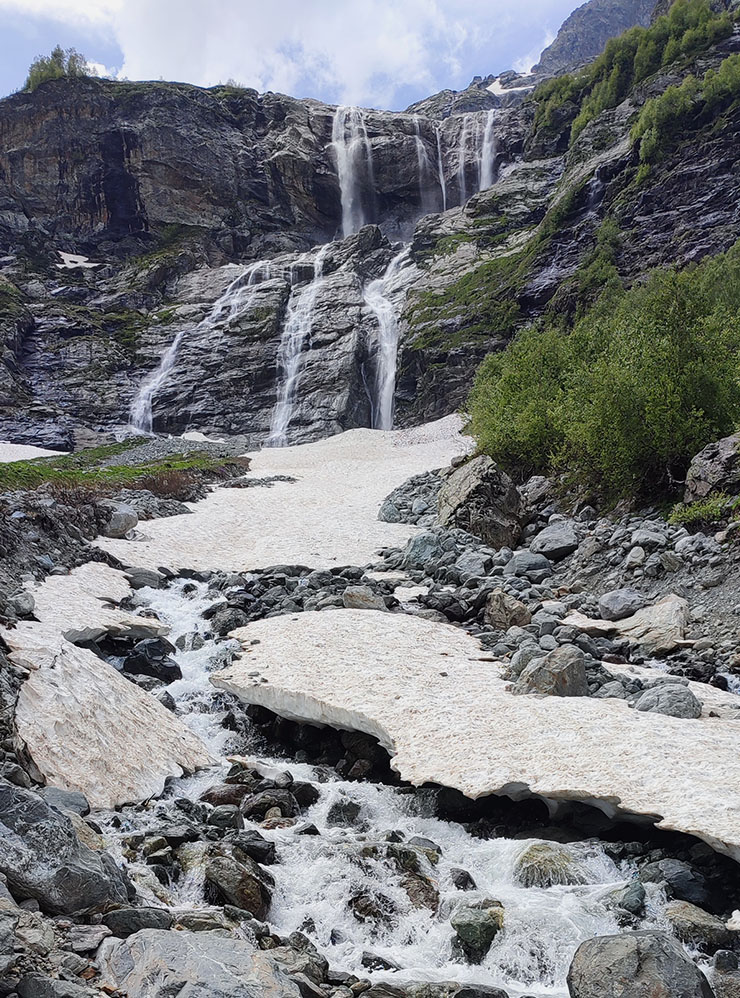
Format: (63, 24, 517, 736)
(0, 0, 575, 108)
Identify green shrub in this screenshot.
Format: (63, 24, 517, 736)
(668, 492, 739, 526)
(531, 0, 734, 146)
(470, 239, 740, 498)
(24, 46, 89, 91)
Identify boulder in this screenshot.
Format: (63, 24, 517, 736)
(685, 433, 740, 503)
(640, 859, 709, 906)
(483, 589, 531, 630)
(16, 975, 99, 998)
(438, 456, 522, 548)
(401, 532, 446, 571)
(37, 786, 90, 817)
(0, 782, 129, 914)
(634, 684, 702, 720)
(530, 521, 579, 561)
(598, 589, 646, 622)
(98, 500, 138, 539)
(103, 907, 174, 937)
(665, 900, 734, 950)
(564, 594, 688, 655)
(503, 550, 552, 581)
(513, 841, 586, 888)
(567, 931, 714, 997)
(204, 855, 270, 919)
(342, 586, 387, 611)
(97, 928, 302, 998)
(513, 645, 588, 697)
(450, 899, 505, 963)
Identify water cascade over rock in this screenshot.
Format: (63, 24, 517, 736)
(363, 247, 412, 429)
(455, 111, 499, 205)
(332, 106, 376, 238)
(267, 245, 331, 446)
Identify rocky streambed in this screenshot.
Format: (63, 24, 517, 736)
(1, 419, 740, 997)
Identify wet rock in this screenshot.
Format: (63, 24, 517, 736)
(97, 927, 302, 997)
(617, 877, 646, 917)
(204, 855, 270, 920)
(665, 899, 733, 951)
(530, 521, 579, 561)
(401, 872, 440, 911)
(634, 684, 702, 720)
(327, 797, 362, 827)
(567, 930, 714, 997)
(210, 607, 251, 636)
(640, 859, 709, 906)
(513, 645, 588, 698)
(0, 781, 129, 914)
(438, 456, 522, 549)
(242, 789, 300, 819)
(37, 786, 90, 817)
(233, 829, 277, 865)
(483, 589, 531, 630)
(450, 898, 505, 963)
(450, 868, 477, 891)
(513, 842, 586, 888)
(208, 804, 244, 830)
(598, 589, 646, 622)
(103, 906, 174, 937)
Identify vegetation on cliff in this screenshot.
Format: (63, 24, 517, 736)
(469, 238, 740, 498)
(532, 0, 734, 146)
(24, 46, 89, 92)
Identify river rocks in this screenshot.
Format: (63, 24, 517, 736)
(634, 684, 703, 719)
(513, 842, 586, 888)
(342, 586, 387, 611)
(503, 550, 552, 582)
(665, 900, 733, 950)
(685, 433, 740, 503)
(483, 589, 531, 629)
(640, 858, 709, 906)
(513, 645, 588, 698)
(97, 928, 302, 998)
(103, 907, 174, 937)
(598, 589, 646, 622)
(0, 781, 129, 914)
(566, 931, 714, 998)
(450, 899, 505, 963)
(98, 500, 138, 539)
(565, 595, 689, 655)
(437, 456, 522, 549)
(529, 521, 579, 561)
(204, 855, 270, 919)
(378, 471, 442, 527)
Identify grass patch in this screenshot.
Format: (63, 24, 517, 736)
(669, 492, 740, 527)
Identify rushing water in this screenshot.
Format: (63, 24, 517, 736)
(332, 106, 375, 238)
(363, 248, 411, 430)
(129, 260, 272, 433)
(454, 111, 498, 207)
(266, 244, 330, 447)
(96, 579, 680, 998)
(435, 126, 448, 213)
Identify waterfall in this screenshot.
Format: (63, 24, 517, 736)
(435, 127, 448, 212)
(129, 259, 271, 433)
(363, 247, 410, 430)
(479, 109, 497, 190)
(456, 115, 472, 205)
(332, 106, 374, 238)
(413, 116, 435, 215)
(267, 244, 330, 447)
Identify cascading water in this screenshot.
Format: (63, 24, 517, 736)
(478, 109, 497, 191)
(332, 106, 375, 238)
(412, 116, 436, 215)
(456, 115, 473, 205)
(435, 127, 448, 212)
(363, 247, 411, 430)
(266, 244, 330, 447)
(96, 579, 677, 998)
(129, 259, 271, 434)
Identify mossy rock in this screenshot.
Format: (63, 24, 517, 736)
(514, 842, 587, 889)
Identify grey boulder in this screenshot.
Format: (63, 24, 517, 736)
(503, 551, 552, 581)
(438, 456, 522, 549)
(342, 586, 387, 611)
(567, 930, 714, 997)
(97, 928, 303, 998)
(98, 500, 138, 539)
(0, 781, 129, 914)
(634, 684, 702, 719)
(529, 521, 579, 561)
(685, 432, 740, 502)
(513, 645, 588, 698)
(598, 588, 646, 622)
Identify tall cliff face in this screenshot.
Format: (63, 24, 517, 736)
(1, 2, 740, 451)
(533, 0, 657, 76)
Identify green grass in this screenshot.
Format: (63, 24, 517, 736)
(669, 492, 740, 527)
(0, 441, 249, 494)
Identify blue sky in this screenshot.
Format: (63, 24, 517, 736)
(0, 0, 580, 110)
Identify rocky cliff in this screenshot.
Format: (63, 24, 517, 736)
(1, 0, 739, 449)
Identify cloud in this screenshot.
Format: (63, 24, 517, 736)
(0, 0, 576, 108)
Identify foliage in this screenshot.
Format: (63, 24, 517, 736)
(0, 441, 250, 496)
(531, 0, 734, 145)
(24, 45, 89, 91)
(469, 238, 740, 498)
(632, 52, 740, 174)
(668, 492, 739, 526)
